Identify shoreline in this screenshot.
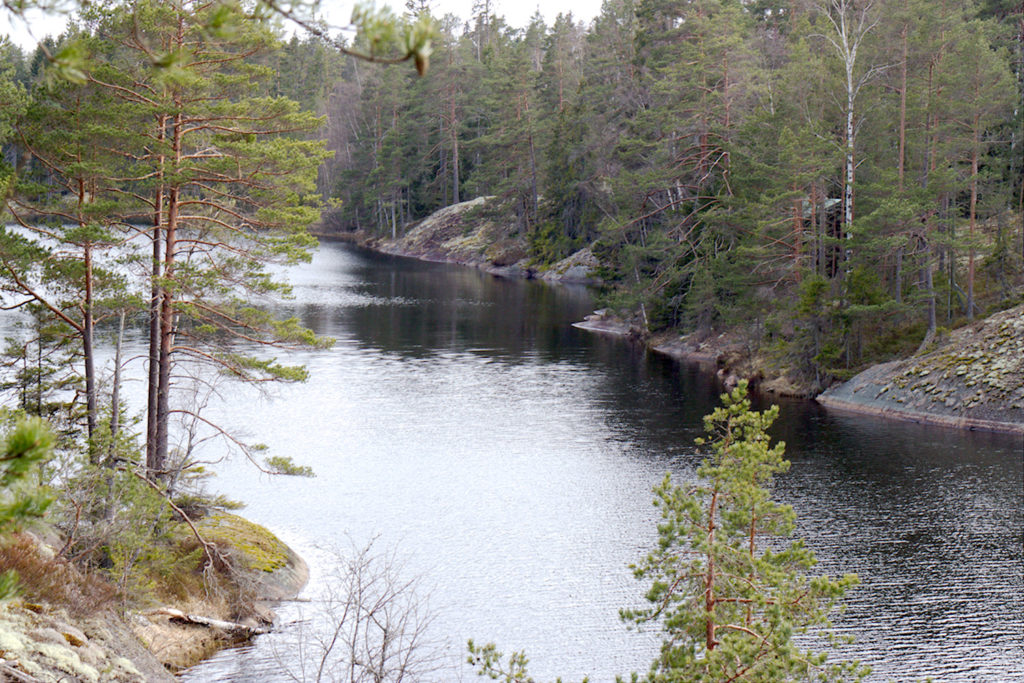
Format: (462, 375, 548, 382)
(0, 512, 307, 681)
(314, 222, 602, 286)
(814, 393, 1024, 434)
(136, 512, 309, 673)
(574, 315, 1024, 436)
(328, 233, 1024, 437)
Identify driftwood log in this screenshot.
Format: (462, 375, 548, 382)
(146, 608, 270, 637)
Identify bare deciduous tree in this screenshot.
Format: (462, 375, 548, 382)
(276, 539, 443, 683)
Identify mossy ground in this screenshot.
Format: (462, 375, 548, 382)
(196, 512, 291, 574)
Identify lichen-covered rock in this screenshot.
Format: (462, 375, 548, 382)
(0, 604, 170, 682)
(817, 305, 1024, 433)
(0, 515, 306, 680)
(375, 197, 521, 273)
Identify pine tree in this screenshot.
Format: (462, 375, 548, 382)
(0, 417, 55, 600)
(472, 382, 867, 682)
(622, 381, 867, 682)
(935, 18, 1016, 320)
(0, 37, 27, 203)
(17, 0, 335, 476)
(2, 42, 139, 458)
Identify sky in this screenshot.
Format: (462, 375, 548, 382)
(1, 0, 606, 50)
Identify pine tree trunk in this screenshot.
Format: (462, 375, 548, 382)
(967, 115, 979, 321)
(154, 110, 183, 477)
(529, 126, 538, 226)
(146, 115, 165, 471)
(83, 239, 97, 460)
(74, 172, 98, 460)
(812, 183, 823, 277)
(109, 310, 125, 466)
(439, 115, 448, 205)
(792, 187, 802, 281)
(704, 488, 719, 652)
(925, 242, 936, 336)
(452, 119, 461, 205)
(898, 22, 908, 192)
(894, 246, 903, 303)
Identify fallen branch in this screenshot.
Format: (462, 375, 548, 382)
(0, 660, 45, 683)
(146, 607, 270, 637)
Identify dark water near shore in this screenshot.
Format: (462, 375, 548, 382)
(158, 242, 1022, 682)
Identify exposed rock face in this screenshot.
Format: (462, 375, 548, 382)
(0, 604, 174, 682)
(817, 305, 1024, 433)
(355, 197, 600, 284)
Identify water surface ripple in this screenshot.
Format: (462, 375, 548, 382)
(164, 243, 1022, 682)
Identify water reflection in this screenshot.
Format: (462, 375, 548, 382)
(168, 242, 1021, 682)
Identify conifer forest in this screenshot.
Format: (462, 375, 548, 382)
(0, 0, 1022, 681)
(319, 0, 1024, 389)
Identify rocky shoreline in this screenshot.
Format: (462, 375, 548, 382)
(320, 197, 1024, 436)
(131, 512, 308, 673)
(576, 309, 1024, 435)
(317, 197, 601, 285)
(815, 306, 1024, 435)
(0, 513, 306, 681)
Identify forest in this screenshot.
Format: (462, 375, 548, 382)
(316, 0, 1024, 390)
(0, 0, 1022, 680)
(5, 0, 1023, 394)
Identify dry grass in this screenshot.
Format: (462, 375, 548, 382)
(0, 533, 116, 616)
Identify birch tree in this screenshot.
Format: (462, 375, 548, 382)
(810, 0, 885, 258)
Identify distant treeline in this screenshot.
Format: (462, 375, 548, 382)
(5, 0, 1023, 387)
(312, 0, 1024, 387)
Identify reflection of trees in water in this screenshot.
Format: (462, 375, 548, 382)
(332, 255, 594, 362)
(247, 242, 1022, 681)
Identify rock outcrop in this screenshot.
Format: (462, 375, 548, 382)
(0, 513, 307, 680)
(130, 512, 308, 672)
(817, 305, 1024, 433)
(0, 604, 173, 682)
(336, 197, 601, 284)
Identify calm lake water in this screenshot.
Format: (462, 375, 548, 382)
(151, 242, 1021, 681)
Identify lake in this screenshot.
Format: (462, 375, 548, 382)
(160, 241, 1022, 682)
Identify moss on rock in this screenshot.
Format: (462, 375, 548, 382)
(197, 513, 290, 574)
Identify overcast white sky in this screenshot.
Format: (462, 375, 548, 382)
(2, 0, 604, 50)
